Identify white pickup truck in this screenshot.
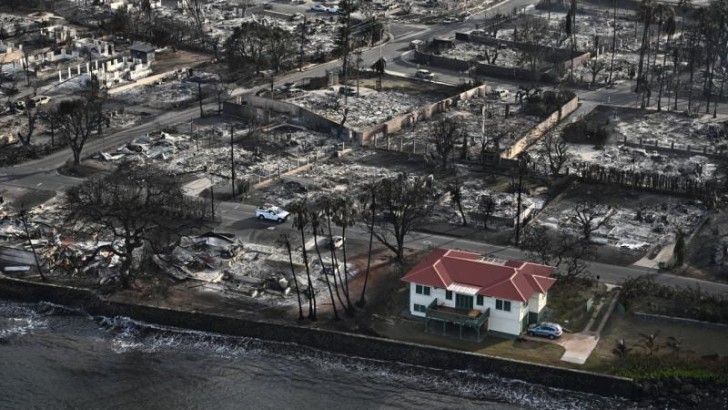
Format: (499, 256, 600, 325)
(256, 205, 290, 223)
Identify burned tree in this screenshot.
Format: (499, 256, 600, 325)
(539, 132, 572, 176)
(478, 194, 496, 230)
(55, 90, 105, 166)
(16, 97, 38, 146)
(574, 200, 613, 242)
(65, 165, 210, 288)
(371, 173, 433, 263)
(521, 224, 594, 279)
(427, 117, 461, 170)
(448, 177, 467, 226)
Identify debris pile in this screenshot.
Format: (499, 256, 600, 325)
(288, 88, 431, 129)
(533, 192, 707, 255)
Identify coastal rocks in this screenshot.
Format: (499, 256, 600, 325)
(637, 377, 728, 408)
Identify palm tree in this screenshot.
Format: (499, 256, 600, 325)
(608, 0, 618, 85)
(309, 202, 341, 320)
(332, 194, 358, 312)
(636, 0, 656, 108)
(657, 8, 676, 110)
(290, 198, 317, 321)
(638, 331, 661, 355)
(321, 196, 348, 312)
(280, 233, 304, 320)
(357, 184, 377, 307)
(647, 4, 674, 108)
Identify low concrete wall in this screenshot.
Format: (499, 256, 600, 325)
(413, 50, 555, 83)
(634, 311, 728, 330)
(360, 84, 491, 146)
(0, 274, 640, 401)
(501, 95, 579, 159)
(224, 96, 355, 140)
(458, 32, 590, 68)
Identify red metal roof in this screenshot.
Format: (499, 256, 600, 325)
(402, 249, 556, 302)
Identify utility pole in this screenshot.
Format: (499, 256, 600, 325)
(205, 166, 215, 220)
(299, 16, 307, 71)
(197, 80, 204, 118)
(230, 123, 236, 199)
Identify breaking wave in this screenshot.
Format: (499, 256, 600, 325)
(1, 301, 634, 410)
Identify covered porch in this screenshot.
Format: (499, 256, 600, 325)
(425, 298, 490, 342)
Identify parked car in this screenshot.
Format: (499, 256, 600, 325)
(527, 322, 563, 340)
(409, 39, 424, 50)
(415, 69, 435, 80)
(338, 86, 356, 96)
(327, 236, 345, 249)
(326, 5, 339, 13)
(442, 17, 458, 24)
(311, 4, 327, 11)
(256, 205, 290, 223)
(32, 95, 51, 106)
(493, 89, 510, 99)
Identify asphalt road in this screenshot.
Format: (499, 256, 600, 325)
(2, 0, 728, 295)
(212, 200, 728, 297)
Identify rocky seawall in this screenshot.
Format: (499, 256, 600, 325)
(0, 274, 641, 401)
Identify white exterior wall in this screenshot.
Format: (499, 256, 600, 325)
(409, 283, 435, 317)
(409, 282, 537, 336)
(528, 292, 547, 314)
(483, 296, 526, 336)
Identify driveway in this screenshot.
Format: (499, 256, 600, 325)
(524, 332, 600, 365)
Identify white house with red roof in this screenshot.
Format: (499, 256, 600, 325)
(402, 248, 557, 338)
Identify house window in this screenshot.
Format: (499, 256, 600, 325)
(446, 290, 453, 300)
(476, 295, 484, 305)
(414, 304, 427, 313)
(416, 284, 423, 294)
(415, 285, 431, 296)
(496, 299, 511, 312)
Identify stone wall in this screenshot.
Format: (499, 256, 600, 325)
(413, 49, 555, 83)
(0, 274, 640, 401)
(224, 96, 355, 140)
(501, 95, 580, 159)
(360, 84, 492, 146)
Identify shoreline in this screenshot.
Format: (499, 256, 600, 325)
(0, 273, 640, 401)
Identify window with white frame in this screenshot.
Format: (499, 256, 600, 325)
(415, 285, 431, 296)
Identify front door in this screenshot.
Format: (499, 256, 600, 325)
(455, 294, 473, 310)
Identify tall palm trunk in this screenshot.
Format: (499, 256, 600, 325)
(647, 21, 665, 106)
(687, 32, 697, 112)
(637, 10, 652, 108)
(298, 225, 317, 320)
(312, 227, 340, 320)
(672, 48, 680, 111)
(608, 0, 617, 84)
(357, 194, 376, 307)
(647, 23, 661, 107)
(325, 211, 347, 311)
(284, 238, 304, 320)
(658, 31, 671, 110)
(340, 225, 354, 312)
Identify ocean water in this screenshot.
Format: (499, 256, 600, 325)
(0, 300, 631, 409)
